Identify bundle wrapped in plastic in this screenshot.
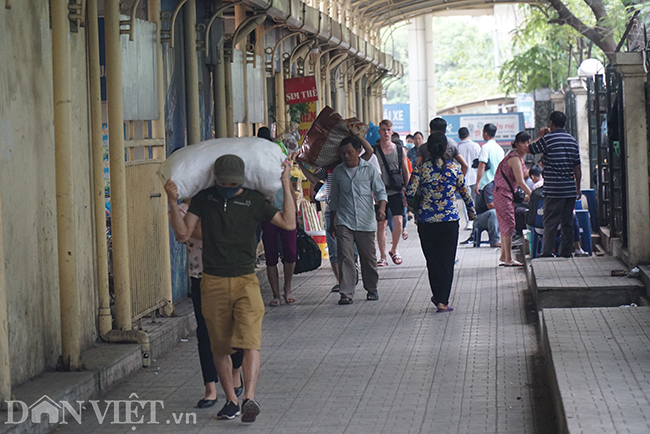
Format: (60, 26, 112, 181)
(158, 137, 286, 200)
(297, 106, 367, 168)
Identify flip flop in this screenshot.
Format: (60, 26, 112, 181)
(436, 305, 454, 313)
(269, 298, 281, 307)
(284, 294, 296, 304)
(388, 251, 403, 265)
(402, 229, 408, 240)
(502, 262, 523, 267)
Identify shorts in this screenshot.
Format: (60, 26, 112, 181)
(261, 221, 297, 266)
(200, 273, 265, 356)
(376, 192, 405, 219)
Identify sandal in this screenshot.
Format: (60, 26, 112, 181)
(436, 305, 454, 313)
(402, 229, 408, 240)
(269, 298, 281, 307)
(388, 251, 403, 265)
(377, 258, 388, 267)
(283, 294, 296, 304)
(331, 284, 340, 292)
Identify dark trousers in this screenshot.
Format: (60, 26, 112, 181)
(417, 221, 459, 305)
(542, 197, 575, 257)
(190, 277, 243, 385)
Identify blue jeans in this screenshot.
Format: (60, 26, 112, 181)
(473, 209, 500, 246)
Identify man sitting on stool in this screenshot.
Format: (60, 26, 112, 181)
(461, 181, 500, 247)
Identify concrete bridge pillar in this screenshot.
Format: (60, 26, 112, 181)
(612, 52, 650, 265)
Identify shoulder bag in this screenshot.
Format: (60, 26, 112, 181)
(500, 163, 526, 204)
(374, 144, 404, 190)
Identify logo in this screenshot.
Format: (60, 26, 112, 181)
(4, 394, 196, 429)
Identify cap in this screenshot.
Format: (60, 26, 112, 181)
(213, 154, 245, 185)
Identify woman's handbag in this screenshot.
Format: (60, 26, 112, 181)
(293, 228, 322, 274)
(406, 187, 421, 212)
(500, 165, 526, 204)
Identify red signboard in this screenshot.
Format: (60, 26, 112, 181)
(285, 76, 318, 105)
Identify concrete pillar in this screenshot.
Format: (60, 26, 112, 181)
(408, 16, 428, 133)
(424, 15, 436, 121)
(0, 185, 9, 402)
(184, 0, 201, 145)
(612, 52, 650, 265)
(550, 91, 565, 113)
(568, 77, 590, 190)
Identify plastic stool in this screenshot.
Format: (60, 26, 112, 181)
(472, 227, 490, 247)
(581, 189, 598, 233)
(575, 210, 593, 255)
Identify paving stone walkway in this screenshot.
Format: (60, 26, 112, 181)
(52, 222, 553, 434)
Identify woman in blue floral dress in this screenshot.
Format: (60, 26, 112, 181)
(405, 133, 476, 312)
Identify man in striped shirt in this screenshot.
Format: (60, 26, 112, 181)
(529, 111, 582, 257)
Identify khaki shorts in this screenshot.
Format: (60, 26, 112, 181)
(200, 273, 265, 356)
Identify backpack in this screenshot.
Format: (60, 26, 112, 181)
(293, 228, 322, 274)
(374, 142, 404, 190)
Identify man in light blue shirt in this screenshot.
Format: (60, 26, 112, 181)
(474, 123, 505, 195)
(329, 136, 387, 305)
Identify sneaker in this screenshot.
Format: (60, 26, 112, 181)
(574, 247, 589, 257)
(217, 400, 240, 420)
(459, 237, 474, 245)
(241, 398, 261, 423)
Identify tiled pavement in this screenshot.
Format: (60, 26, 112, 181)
(543, 307, 650, 434)
(52, 221, 554, 434)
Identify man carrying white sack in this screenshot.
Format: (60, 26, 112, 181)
(164, 154, 296, 423)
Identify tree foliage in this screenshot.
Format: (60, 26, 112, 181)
(499, 0, 633, 95)
(384, 25, 409, 104)
(431, 17, 501, 110)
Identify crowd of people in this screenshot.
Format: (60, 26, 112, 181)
(161, 110, 583, 423)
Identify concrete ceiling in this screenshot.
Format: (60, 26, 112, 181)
(351, 0, 541, 28)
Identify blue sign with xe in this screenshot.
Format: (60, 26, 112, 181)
(383, 104, 410, 134)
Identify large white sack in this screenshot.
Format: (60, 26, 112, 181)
(158, 137, 286, 199)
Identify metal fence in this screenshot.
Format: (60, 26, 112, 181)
(587, 68, 628, 246)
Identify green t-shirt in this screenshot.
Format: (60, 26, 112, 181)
(188, 188, 278, 277)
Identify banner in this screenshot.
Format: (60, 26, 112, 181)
(382, 104, 410, 134)
(285, 76, 318, 105)
(298, 101, 318, 143)
(442, 113, 526, 146)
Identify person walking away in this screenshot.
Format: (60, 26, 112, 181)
(493, 132, 532, 266)
(297, 129, 375, 291)
(329, 136, 388, 305)
(529, 111, 582, 257)
(165, 155, 296, 423)
(374, 119, 410, 266)
(416, 118, 469, 176)
(171, 201, 244, 408)
(257, 127, 298, 306)
(406, 132, 475, 312)
(457, 127, 481, 230)
(262, 185, 298, 306)
(474, 123, 505, 195)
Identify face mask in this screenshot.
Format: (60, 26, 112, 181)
(405, 142, 414, 149)
(215, 185, 242, 200)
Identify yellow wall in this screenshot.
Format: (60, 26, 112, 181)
(0, 1, 98, 386)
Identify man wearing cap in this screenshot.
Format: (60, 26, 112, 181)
(164, 154, 295, 423)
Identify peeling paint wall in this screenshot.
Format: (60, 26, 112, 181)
(0, 1, 99, 386)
